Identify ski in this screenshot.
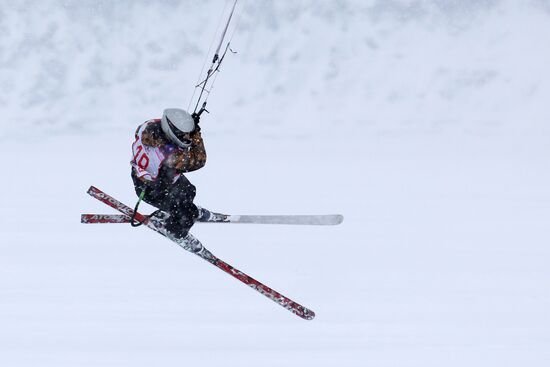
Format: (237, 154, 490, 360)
(81, 214, 131, 224)
(85, 186, 315, 320)
(81, 212, 343, 225)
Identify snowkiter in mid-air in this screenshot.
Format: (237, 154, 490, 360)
(131, 108, 206, 240)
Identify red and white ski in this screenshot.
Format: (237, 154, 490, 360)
(81, 214, 131, 224)
(85, 186, 315, 320)
(81, 212, 343, 225)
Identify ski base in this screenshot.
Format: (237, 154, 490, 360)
(81, 212, 343, 225)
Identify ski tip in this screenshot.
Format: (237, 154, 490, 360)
(87, 186, 96, 195)
(299, 308, 316, 320)
(334, 215, 344, 225)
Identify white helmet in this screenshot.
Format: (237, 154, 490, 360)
(161, 108, 195, 148)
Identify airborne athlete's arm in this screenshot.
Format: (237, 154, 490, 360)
(140, 123, 166, 147)
(170, 130, 207, 173)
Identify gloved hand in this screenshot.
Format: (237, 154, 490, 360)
(191, 112, 201, 132)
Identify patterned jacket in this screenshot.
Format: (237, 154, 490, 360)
(131, 119, 206, 183)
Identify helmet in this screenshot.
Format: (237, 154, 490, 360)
(161, 108, 195, 148)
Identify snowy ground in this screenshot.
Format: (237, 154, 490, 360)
(1, 1, 550, 366)
(2, 129, 549, 366)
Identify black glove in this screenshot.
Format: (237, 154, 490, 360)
(191, 112, 201, 132)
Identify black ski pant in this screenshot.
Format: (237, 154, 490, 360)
(132, 171, 198, 239)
